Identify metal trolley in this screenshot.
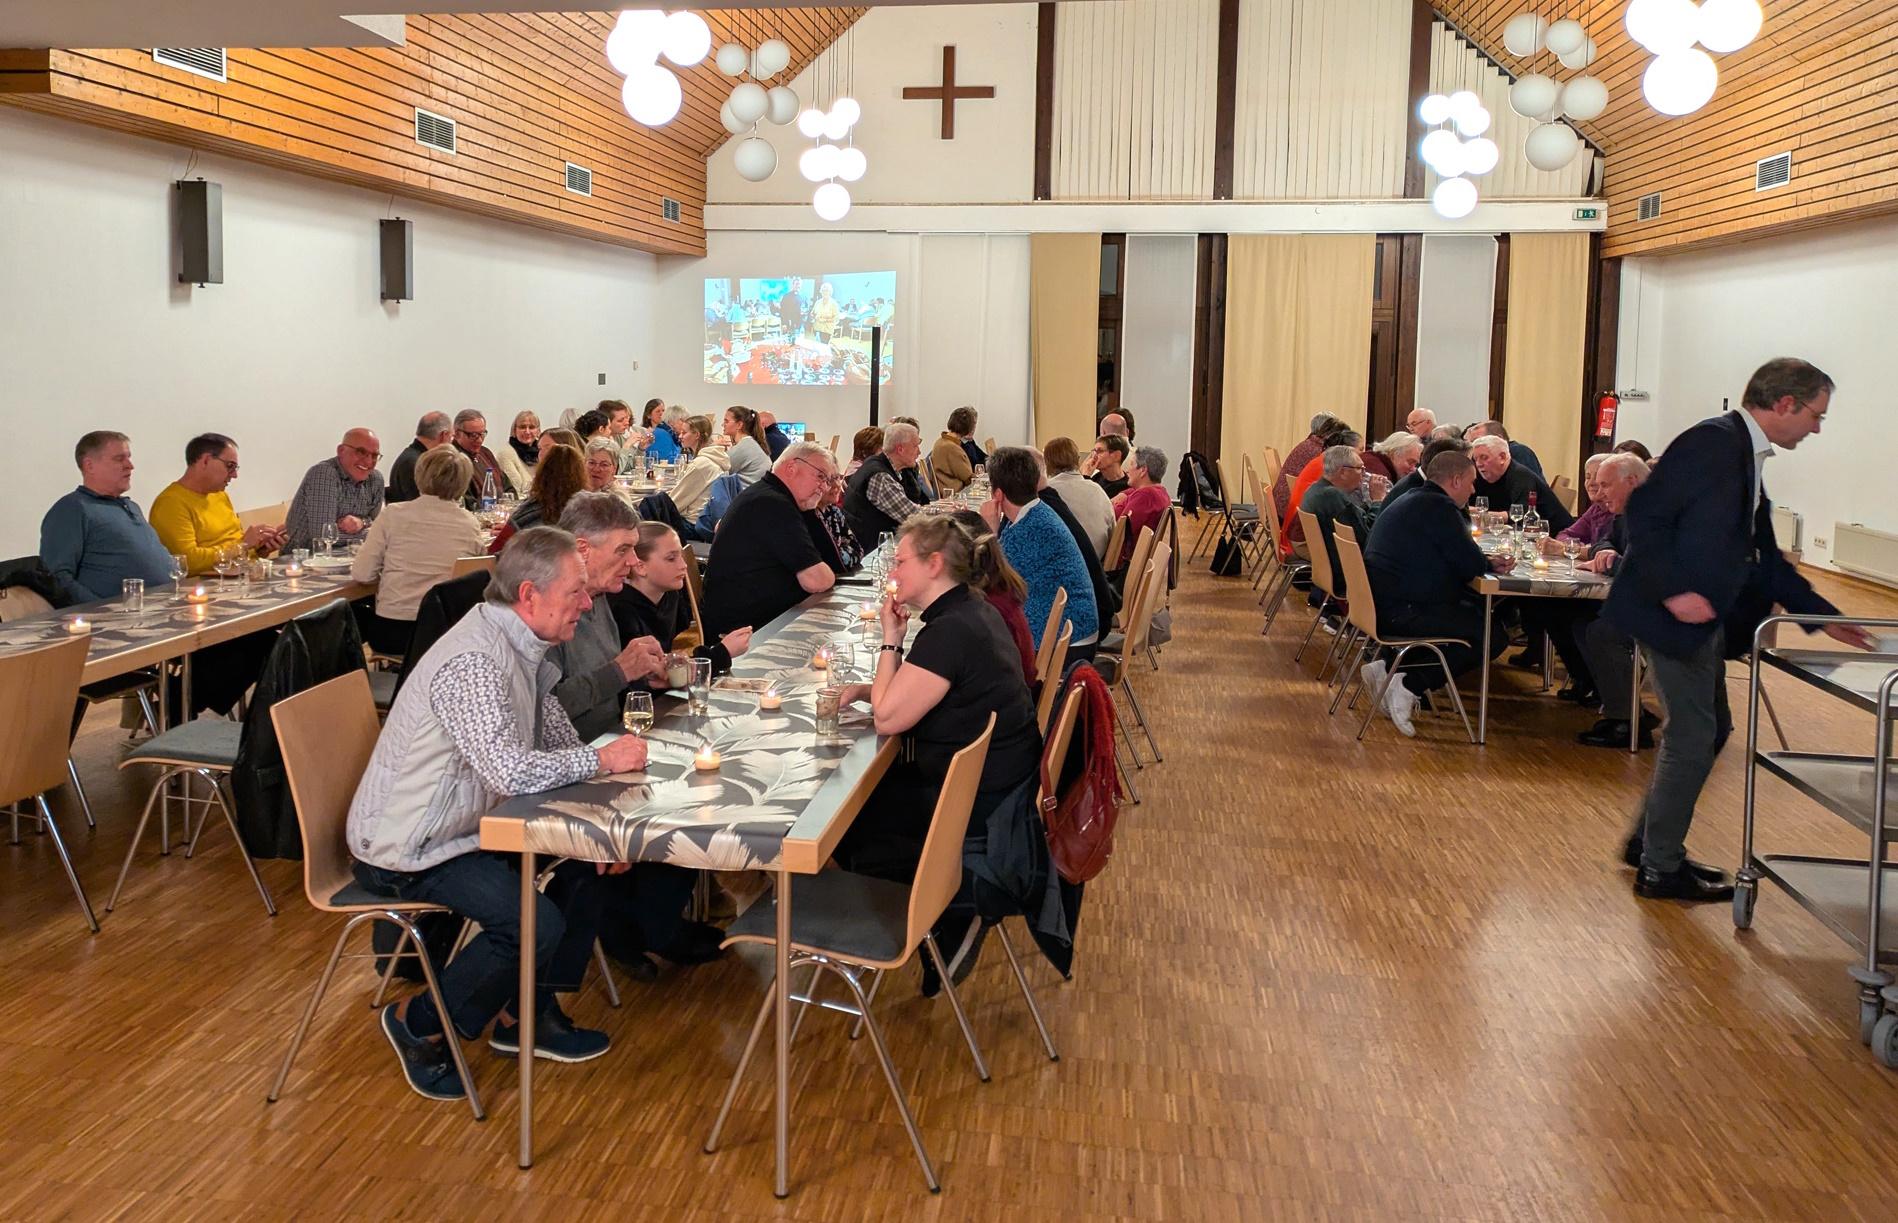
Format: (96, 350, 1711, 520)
(1737, 615, 1898, 1069)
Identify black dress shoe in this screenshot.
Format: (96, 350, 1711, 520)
(1579, 718, 1653, 749)
(1506, 650, 1545, 670)
(656, 920, 728, 966)
(1634, 864, 1735, 901)
(1557, 684, 1598, 704)
(1621, 835, 1728, 883)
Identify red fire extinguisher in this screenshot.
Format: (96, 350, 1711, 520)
(1595, 392, 1619, 439)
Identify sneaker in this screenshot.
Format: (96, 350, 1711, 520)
(1359, 659, 1388, 699)
(1383, 680, 1419, 738)
(379, 1004, 465, 1102)
(489, 1003, 611, 1064)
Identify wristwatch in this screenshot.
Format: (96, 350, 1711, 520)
(880, 643, 904, 657)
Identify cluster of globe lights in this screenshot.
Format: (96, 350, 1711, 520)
(1624, 0, 1762, 116)
(1417, 91, 1498, 219)
(792, 98, 867, 221)
(1501, 13, 1606, 174)
(605, 9, 714, 126)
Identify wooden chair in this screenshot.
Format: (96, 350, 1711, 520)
(982, 435, 996, 456)
(828, 434, 840, 461)
(1101, 515, 1129, 575)
(449, 555, 495, 579)
(675, 550, 708, 651)
(1260, 446, 1283, 498)
(1115, 525, 1156, 630)
(264, 671, 484, 1118)
(708, 719, 998, 1192)
(1096, 539, 1171, 764)
(1332, 533, 1476, 744)
(237, 502, 287, 532)
(1035, 622, 1074, 734)
(1551, 474, 1579, 515)
(1293, 509, 1346, 674)
(1, 636, 99, 932)
(1241, 460, 1275, 580)
(1257, 505, 1311, 635)
(1034, 587, 1069, 683)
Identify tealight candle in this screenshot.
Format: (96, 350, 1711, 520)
(811, 644, 834, 671)
(857, 602, 878, 621)
(1532, 557, 1550, 570)
(64, 615, 91, 635)
(693, 744, 722, 771)
(184, 584, 211, 605)
(759, 688, 783, 711)
(282, 560, 304, 578)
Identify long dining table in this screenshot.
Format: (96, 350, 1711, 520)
(1470, 540, 1612, 745)
(479, 576, 908, 1195)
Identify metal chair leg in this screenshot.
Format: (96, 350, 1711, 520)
(994, 922, 1059, 1061)
(1293, 595, 1332, 662)
(1111, 701, 1143, 768)
(370, 921, 412, 1009)
(1417, 644, 1478, 744)
(923, 934, 990, 1083)
(1120, 677, 1161, 762)
(400, 911, 486, 1120)
(37, 795, 98, 933)
(108, 769, 179, 912)
(848, 967, 883, 1041)
(593, 942, 621, 1009)
(705, 972, 778, 1153)
(1117, 750, 1141, 805)
(65, 758, 96, 829)
(789, 963, 823, 1045)
(832, 962, 939, 1192)
(207, 777, 276, 916)
(269, 917, 357, 1102)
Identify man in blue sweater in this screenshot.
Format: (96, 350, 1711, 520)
(985, 446, 1099, 661)
(39, 430, 178, 603)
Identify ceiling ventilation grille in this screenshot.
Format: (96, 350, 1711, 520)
(1755, 151, 1792, 191)
(1637, 191, 1662, 222)
(414, 108, 456, 155)
(661, 197, 682, 222)
(565, 163, 593, 196)
(153, 48, 226, 82)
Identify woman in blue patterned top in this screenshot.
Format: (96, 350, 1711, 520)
(982, 446, 1099, 660)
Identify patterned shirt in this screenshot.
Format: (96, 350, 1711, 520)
(284, 457, 385, 551)
(867, 468, 925, 525)
(426, 651, 598, 796)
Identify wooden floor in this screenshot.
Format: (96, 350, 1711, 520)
(7, 545, 1898, 1221)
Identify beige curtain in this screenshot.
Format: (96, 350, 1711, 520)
(1029, 233, 1102, 448)
(1502, 232, 1589, 487)
(1220, 234, 1374, 480)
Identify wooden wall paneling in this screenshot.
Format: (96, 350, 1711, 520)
(1034, 2, 1055, 201)
(1212, 0, 1240, 199)
(1191, 233, 1228, 461)
(1394, 232, 1424, 422)
(1401, 0, 1434, 197)
(1488, 233, 1510, 421)
(1368, 235, 1402, 438)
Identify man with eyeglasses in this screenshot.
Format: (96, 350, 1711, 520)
(702, 441, 842, 637)
(150, 432, 285, 574)
(283, 427, 385, 551)
(1604, 357, 1875, 903)
(450, 409, 509, 511)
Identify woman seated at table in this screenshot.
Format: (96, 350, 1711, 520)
(536, 427, 583, 465)
(494, 410, 539, 496)
(351, 446, 487, 655)
(584, 439, 626, 497)
(488, 445, 585, 554)
(946, 508, 1037, 686)
(845, 426, 883, 478)
(609, 522, 752, 673)
(834, 513, 1043, 888)
(720, 406, 772, 486)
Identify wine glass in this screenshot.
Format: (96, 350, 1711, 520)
(167, 553, 188, 591)
(316, 523, 340, 556)
(212, 544, 242, 584)
(622, 691, 654, 736)
(1471, 496, 1488, 517)
(1563, 537, 1585, 574)
(1508, 502, 1526, 531)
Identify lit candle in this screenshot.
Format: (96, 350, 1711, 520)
(759, 687, 783, 711)
(184, 584, 211, 605)
(1532, 557, 1550, 570)
(811, 644, 833, 671)
(693, 743, 722, 771)
(282, 560, 304, 578)
(64, 615, 91, 635)
(857, 602, 878, 621)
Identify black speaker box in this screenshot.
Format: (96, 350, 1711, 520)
(175, 180, 222, 285)
(380, 218, 413, 301)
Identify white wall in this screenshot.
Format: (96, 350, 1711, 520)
(0, 105, 657, 560)
(1615, 212, 1898, 569)
(1414, 234, 1496, 420)
(649, 229, 1031, 449)
(1119, 235, 1196, 475)
(707, 2, 1037, 207)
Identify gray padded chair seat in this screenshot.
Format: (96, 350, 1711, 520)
(80, 668, 160, 702)
(121, 718, 241, 769)
(367, 670, 398, 709)
(725, 869, 913, 964)
(328, 880, 404, 909)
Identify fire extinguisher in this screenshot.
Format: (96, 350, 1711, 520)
(1595, 392, 1619, 439)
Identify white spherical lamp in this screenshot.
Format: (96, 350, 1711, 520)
(766, 86, 800, 126)
(1432, 177, 1479, 220)
(753, 38, 792, 80)
(1642, 47, 1718, 116)
(1696, 0, 1763, 54)
(798, 143, 838, 184)
(1462, 137, 1500, 176)
(830, 96, 862, 130)
(661, 12, 711, 68)
(1560, 75, 1610, 122)
(1544, 19, 1587, 57)
(622, 64, 682, 127)
(796, 107, 826, 138)
(813, 182, 851, 223)
(1417, 93, 1452, 125)
(719, 99, 747, 135)
(1419, 129, 1463, 175)
(1524, 121, 1581, 171)
(1502, 13, 1549, 57)
(822, 111, 852, 141)
(1509, 73, 1559, 120)
(732, 137, 777, 183)
(605, 20, 659, 76)
(835, 146, 867, 183)
(1454, 104, 1491, 138)
(1625, 0, 1700, 55)
(1557, 35, 1598, 71)
(714, 42, 750, 78)
(728, 81, 769, 126)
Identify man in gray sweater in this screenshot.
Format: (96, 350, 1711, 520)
(548, 493, 667, 738)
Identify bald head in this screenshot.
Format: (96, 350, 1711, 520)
(1099, 412, 1130, 439)
(337, 427, 381, 482)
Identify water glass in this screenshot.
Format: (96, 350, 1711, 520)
(814, 686, 843, 736)
(121, 577, 145, 612)
(688, 657, 712, 715)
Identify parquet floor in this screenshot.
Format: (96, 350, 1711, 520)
(5, 548, 1898, 1221)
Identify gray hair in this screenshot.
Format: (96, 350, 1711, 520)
(882, 422, 920, 451)
(557, 489, 639, 541)
(488, 526, 579, 605)
(1131, 445, 1167, 482)
(1470, 434, 1508, 455)
(1428, 424, 1462, 442)
(1321, 444, 1362, 480)
(453, 408, 486, 430)
(665, 405, 689, 428)
(1308, 412, 1341, 436)
(416, 411, 451, 440)
(1584, 453, 1610, 472)
(585, 437, 619, 456)
(775, 440, 834, 473)
(1374, 431, 1423, 460)
(1598, 452, 1650, 488)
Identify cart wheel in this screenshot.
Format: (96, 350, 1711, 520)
(1860, 998, 1884, 1046)
(1732, 886, 1755, 930)
(1873, 1014, 1898, 1071)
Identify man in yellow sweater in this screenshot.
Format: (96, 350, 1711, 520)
(149, 433, 285, 574)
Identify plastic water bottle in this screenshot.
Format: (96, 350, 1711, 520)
(480, 469, 498, 513)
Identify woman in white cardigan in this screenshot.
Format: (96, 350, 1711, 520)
(350, 446, 488, 655)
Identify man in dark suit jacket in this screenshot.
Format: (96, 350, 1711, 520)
(1603, 358, 1872, 902)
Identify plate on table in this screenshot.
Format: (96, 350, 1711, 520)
(304, 553, 353, 572)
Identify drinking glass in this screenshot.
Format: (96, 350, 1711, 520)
(1563, 537, 1584, 574)
(1471, 496, 1488, 517)
(167, 553, 188, 588)
(213, 545, 243, 584)
(1508, 502, 1526, 530)
(317, 523, 340, 555)
(623, 690, 654, 736)
(121, 578, 145, 612)
(664, 651, 693, 691)
(829, 640, 857, 682)
(1366, 473, 1391, 504)
(814, 686, 843, 736)
(688, 657, 712, 715)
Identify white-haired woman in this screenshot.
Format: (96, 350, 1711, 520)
(1365, 430, 1423, 491)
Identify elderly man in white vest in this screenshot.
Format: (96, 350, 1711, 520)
(347, 526, 648, 1102)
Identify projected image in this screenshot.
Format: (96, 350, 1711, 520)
(703, 272, 895, 386)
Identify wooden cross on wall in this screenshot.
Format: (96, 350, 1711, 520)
(902, 45, 995, 139)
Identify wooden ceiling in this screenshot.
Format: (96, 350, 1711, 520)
(1433, 0, 1898, 258)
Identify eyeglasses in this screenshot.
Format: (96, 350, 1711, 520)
(217, 457, 240, 473)
(345, 444, 381, 461)
(458, 428, 488, 441)
(794, 456, 839, 485)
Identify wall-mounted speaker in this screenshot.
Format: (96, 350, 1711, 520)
(380, 218, 413, 301)
(175, 179, 222, 285)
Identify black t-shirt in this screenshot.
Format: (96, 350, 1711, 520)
(902, 584, 1042, 794)
(1091, 471, 1130, 499)
(702, 473, 836, 636)
(607, 582, 733, 673)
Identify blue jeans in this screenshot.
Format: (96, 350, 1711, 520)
(354, 852, 602, 1040)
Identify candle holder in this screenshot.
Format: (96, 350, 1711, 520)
(811, 644, 834, 672)
(63, 615, 92, 635)
(856, 601, 878, 621)
(184, 584, 211, 605)
(758, 687, 783, 712)
(693, 743, 722, 772)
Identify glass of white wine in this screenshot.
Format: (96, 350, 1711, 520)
(622, 690, 654, 736)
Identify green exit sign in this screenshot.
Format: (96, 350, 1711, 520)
(1574, 207, 1602, 220)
